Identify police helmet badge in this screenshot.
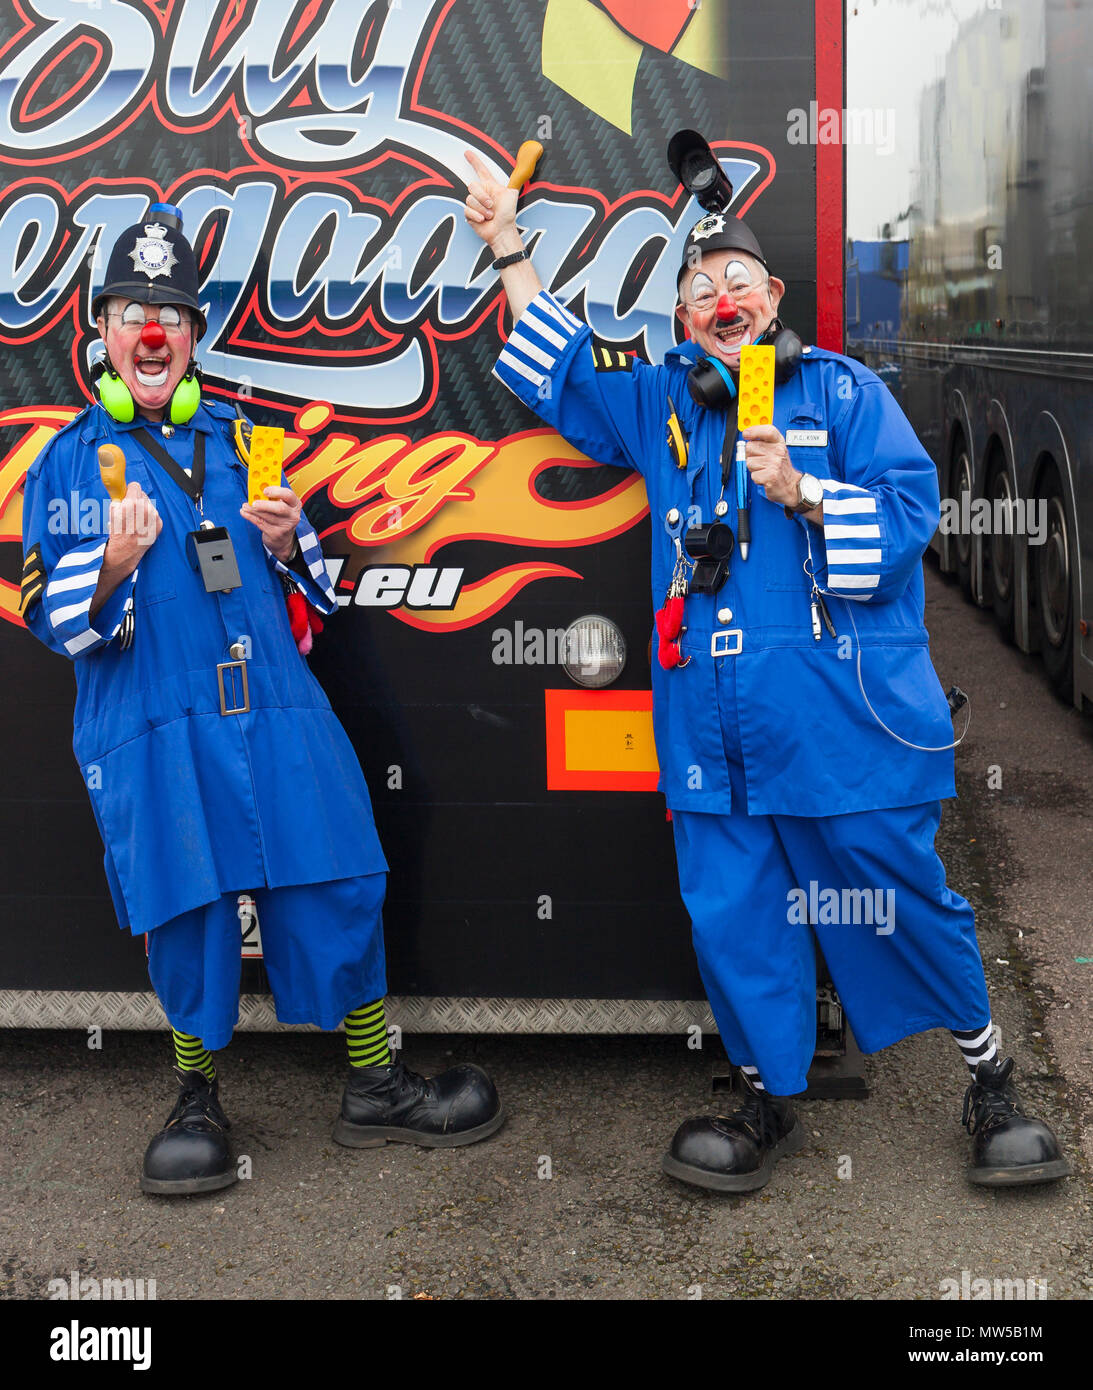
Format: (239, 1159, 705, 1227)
(129, 223, 178, 281)
(690, 213, 726, 242)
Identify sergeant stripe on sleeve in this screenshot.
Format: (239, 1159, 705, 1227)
(590, 339, 632, 372)
(19, 543, 44, 615)
(819, 479, 881, 597)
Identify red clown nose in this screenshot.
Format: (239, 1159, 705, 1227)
(715, 293, 736, 321)
(140, 320, 167, 351)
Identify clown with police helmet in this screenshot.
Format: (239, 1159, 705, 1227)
(20, 204, 504, 1194)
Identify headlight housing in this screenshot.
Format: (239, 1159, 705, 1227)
(562, 614, 626, 688)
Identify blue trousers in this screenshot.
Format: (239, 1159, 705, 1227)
(670, 666, 991, 1096)
(146, 874, 388, 1051)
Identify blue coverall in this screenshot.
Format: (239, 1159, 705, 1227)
(494, 290, 991, 1095)
(22, 400, 388, 1048)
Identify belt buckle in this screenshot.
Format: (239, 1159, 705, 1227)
(711, 629, 743, 657)
(216, 659, 250, 714)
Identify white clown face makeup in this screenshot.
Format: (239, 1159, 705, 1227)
(676, 250, 784, 369)
(97, 298, 197, 421)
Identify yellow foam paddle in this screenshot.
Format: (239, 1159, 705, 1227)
(97, 443, 127, 501)
(738, 344, 776, 429)
(508, 140, 543, 190)
(246, 425, 285, 505)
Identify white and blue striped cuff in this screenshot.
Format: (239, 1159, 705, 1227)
(819, 480, 882, 599)
(268, 527, 337, 616)
(492, 289, 583, 394)
(46, 539, 131, 655)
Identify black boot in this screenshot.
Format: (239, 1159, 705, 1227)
(656, 1067, 800, 1189)
(962, 1055, 1070, 1186)
(140, 1068, 237, 1196)
(333, 1051, 504, 1149)
(662, 1070, 806, 1193)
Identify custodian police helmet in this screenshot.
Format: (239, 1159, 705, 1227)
(91, 202, 206, 339)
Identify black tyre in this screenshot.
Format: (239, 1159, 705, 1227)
(1033, 463, 1074, 698)
(985, 463, 1016, 642)
(949, 443, 974, 597)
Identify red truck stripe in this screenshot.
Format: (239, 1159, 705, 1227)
(815, 0, 846, 352)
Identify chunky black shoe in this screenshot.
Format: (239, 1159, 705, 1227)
(962, 1055, 1070, 1186)
(332, 1052, 504, 1149)
(662, 1070, 806, 1193)
(140, 1068, 237, 1196)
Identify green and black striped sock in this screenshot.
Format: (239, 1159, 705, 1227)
(172, 1030, 216, 1081)
(344, 1000, 392, 1069)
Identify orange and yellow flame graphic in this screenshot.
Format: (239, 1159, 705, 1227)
(0, 404, 648, 632)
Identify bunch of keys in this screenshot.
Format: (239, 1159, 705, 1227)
(118, 590, 136, 650)
(803, 528, 836, 643)
(656, 530, 692, 669)
(809, 580, 836, 642)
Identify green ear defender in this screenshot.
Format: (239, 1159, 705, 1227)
(170, 363, 202, 425)
(94, 357, 202, 425)
(95, 363, 135, 423)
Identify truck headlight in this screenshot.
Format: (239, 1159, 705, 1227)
(562, 615, 626, 688)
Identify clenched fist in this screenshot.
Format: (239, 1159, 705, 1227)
(105, 482, 162, 575)
(240, 485, 303, 562)
(742, 426, 807, 511)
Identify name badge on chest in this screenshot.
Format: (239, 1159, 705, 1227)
(187, 522, 242, 593)
(786, 429, 828, 447)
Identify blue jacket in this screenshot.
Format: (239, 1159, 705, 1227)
(493, 290, 956, 816)
(21, 399, 387, 936)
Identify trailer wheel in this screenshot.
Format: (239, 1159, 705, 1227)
(1034, 463, 1074, 697)
(950, 443, 974, 597)
(985, 463, 1015, 641)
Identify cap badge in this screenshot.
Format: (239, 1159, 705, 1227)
(129, 225, 176, 280)
(690, 212, 726, 241)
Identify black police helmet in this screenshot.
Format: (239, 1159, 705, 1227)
(91, 202, 206, 339)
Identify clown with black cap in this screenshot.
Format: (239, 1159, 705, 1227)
(465, 134, 1068, 1193)
(21, 204, 504, 1195)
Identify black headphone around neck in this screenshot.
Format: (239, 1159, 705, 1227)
(686, 318, 803, 410)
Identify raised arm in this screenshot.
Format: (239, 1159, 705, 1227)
(463, 149, 543, 322)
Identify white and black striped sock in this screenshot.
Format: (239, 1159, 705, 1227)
(952, 1023, 996, 1075)
(739, 1064, 766, 1093)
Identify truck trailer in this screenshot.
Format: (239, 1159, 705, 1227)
(0, 0, 850, 1051)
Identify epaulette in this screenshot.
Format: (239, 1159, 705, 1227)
(203, 397, 247, 423)
(24, 404, 96, 480)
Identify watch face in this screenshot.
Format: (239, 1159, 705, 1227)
(801, 474, 823, 508)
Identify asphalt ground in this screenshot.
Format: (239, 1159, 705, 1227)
(2, 559, 1091, 1319)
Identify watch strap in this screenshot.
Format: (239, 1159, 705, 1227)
(493, 249, 530, 270)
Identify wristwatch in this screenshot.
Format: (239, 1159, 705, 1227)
(786, 472, 823, 516)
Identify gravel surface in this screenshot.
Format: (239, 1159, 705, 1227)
(2, 561, 1089, 1302)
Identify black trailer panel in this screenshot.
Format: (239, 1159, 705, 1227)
(0, 0, 839, 1027)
